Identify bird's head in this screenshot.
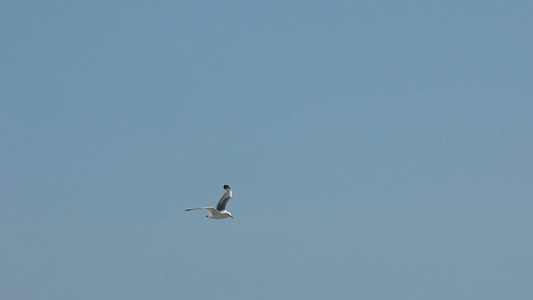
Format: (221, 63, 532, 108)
(223, 184, 231, 190)
(227, 212, 234, 218)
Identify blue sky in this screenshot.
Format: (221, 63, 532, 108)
(1, 1, 532, 299)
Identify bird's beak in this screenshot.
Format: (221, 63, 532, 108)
(230, 215, 234, 218)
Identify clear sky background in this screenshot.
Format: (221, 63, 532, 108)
(1, 1, 532, 299)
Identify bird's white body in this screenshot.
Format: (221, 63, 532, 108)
(200, 207, 233, 219)
(185, 185, 234, 219)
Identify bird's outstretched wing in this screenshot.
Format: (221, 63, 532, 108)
(185, 207, 218, 214)
(184, 208, 204, 211)
(216, 190, 232, 211)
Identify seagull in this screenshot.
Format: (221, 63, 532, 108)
(185, 184, 234, 219)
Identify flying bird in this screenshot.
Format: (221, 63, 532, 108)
(185, 184, 234, 219)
